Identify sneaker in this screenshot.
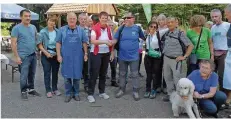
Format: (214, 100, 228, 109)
(28, 90, 41, 97)
(115, 90, 124, 98)
(21, 92, 28, 100)
(156, 87, 161, 93)
(144, 92, 150, 98)
(46, 92, 53, 98)
(149, 90, 156, 99)
(87, 95, 95, 103)
(53, 90, 62, 96)
(99, 93, 110, 99)
(64, 96, 72, 103)
(163, 95, 170, 102)
(73, 95, 80, 101)
(133, 92, 140, 101)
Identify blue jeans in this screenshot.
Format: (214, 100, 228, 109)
(65, 78, 80, 96)
(118, 59, 139, 91)
(199, 91, 227, 114)
(18, 53, 37, 93)
(41, 54, 60, 93)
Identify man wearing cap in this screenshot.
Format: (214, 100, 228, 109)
(113, 12, 145, 101)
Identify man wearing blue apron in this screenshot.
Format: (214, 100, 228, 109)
(56, 12, 88, 103)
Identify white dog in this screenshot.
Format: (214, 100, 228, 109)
(170, 78, 201, 118)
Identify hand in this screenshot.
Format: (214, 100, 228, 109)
(210, 54, 214, 61)
(45, 53, 53, 58)
(110, 52, 114, 62)
(176, 56, 185, 62)
(106, 40, 113, 47)
(57, 55, 62, 63)
(194, 92, 202, 99)
(15, 56, 22, 65)
(84, 54, 88, 62)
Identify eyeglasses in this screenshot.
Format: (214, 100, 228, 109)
(149, 25, 157, 29)
(124, 17, 134, 20)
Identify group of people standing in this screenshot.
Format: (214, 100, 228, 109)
(10, 4, 231, 118)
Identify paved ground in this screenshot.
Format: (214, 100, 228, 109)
(1, 52, 230, 118)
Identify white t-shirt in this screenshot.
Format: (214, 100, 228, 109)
(90, 28, 113, 53)
(211, 22, 230, 50)
(146, 28, 168, 50)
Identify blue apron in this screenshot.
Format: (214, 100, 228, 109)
(61, 27, 83, 79)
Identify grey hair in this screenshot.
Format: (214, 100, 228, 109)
(67, 12, 77, 20)
(210, 9, 222, 16)
(225, 4, 231, 12)
(199, 59, 215, 71)
(157, 14, 167, 21)
(78, 12, 87, 19)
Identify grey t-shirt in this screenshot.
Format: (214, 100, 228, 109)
(11, 23, 37, 59)
(162, 29, 192, 57)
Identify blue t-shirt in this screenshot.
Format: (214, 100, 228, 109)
(114, 25, 145, 61)
(11, 23, 37, 59)
(187, 70, 218, 94)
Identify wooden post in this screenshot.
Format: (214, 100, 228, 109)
(58, 15, 61, 28)
(112, 16, 115, 22)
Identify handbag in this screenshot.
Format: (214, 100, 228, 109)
(147, 35, 161, 58)
(189, 28, 203, 64)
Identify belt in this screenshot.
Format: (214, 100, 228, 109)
(165, 55, 176, 59)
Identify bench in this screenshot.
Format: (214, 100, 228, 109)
(5, 58, 19, 82)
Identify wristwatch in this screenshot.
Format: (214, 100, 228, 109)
(85, 53, 88, 55)
(183, 55, 188, 59)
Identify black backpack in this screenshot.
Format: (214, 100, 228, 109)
(161, 30, 186, 55)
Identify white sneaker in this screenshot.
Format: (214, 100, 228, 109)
(99, 93, 110, 99)
(87, 95, 95, 103)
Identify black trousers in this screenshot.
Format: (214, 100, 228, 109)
(88, 52, 110, 95)
(109, 57, 117, 82)
(138, 53, 143, 73)
(144, 55, 163, 91)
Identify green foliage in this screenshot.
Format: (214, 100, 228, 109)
(116, 4, 227, 29)
(1, 22, 13, 36)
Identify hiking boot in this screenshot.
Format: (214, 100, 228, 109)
(73, 95, 80, 101)
(138, 72, 144, 77)
(156, 87, 161, 93)
(163, 95, 170, 102)
(133, 92, 140, 101)
(115, 90, 124, 98)
(99, 93, 110, 99)
(87, 95, 95, 103)
(28, 90, 41, 97)
(144, 92, 150, 98)
(111, 81, 119, 87)
(21, 92, 28, 101)
(64, 96, 72, 103)
(162, 88, 167, 94)
(46, 92, 53, 98)
(149, 90, 156, 99)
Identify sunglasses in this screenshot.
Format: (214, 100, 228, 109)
(149, 25, 157, 29)
(124, 17, 134, 19)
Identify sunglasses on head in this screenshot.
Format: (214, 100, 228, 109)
(124, 17, 134, 19)
(149, 25, 157, 29)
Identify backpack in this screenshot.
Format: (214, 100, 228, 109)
(161, 30, 186, 55)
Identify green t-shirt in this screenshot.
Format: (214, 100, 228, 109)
(186, 27, 211, 59)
